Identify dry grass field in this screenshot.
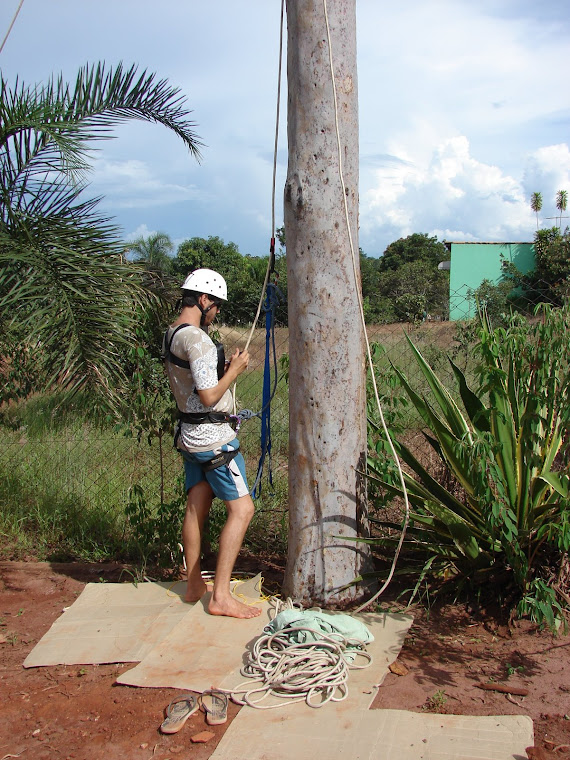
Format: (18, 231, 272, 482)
(219, 320, 460, 370)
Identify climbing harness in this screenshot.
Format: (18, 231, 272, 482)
(177, 410, 234, 425)
(165, 277, 282, 480)
(162, 323, 251, 467)
(199, 447, 240, 473)
(163, 323, 226, 379)
(162, 324, 243, 435)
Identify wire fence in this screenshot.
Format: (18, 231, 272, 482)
(0, 282, 556, 552)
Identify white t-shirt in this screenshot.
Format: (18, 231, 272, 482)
(164, 325, 235, 452)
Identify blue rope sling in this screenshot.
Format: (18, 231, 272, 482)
(251, 281, 282, 499)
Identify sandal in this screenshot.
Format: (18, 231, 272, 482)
(160, 693, 199, 734)
(199, 689, 228, 726)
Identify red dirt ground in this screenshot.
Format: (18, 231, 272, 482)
(1, 560, 569, 760)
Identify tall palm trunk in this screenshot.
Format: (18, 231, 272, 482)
(283, 0, 372, 605)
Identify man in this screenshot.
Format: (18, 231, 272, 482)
(163, 268, 261, 619)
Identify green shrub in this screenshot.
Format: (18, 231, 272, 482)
(367, 305, 570, 628)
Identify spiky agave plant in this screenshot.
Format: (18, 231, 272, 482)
(367, 306, 570, 625)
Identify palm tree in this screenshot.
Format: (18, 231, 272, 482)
(126, 232, 174, 273)
(0, 62, 202, 403)
(556, 189, 568, 229)
(530, 192, 542, 230)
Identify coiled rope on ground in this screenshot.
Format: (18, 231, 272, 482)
(223, 625, 372, 709)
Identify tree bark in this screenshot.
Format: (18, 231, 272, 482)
(283, 0, 372, 605)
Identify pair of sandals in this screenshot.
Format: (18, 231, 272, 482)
(160, 690, 228, 734)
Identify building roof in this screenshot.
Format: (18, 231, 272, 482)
(444, 241, 532, 250)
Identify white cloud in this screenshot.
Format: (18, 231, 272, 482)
(90, 158, 207, 209)
(358, 0, 568, 135)
(1, 0, 568, 255)
(523, 144, 570, 223)
(124, 224, 156, 242)
(361, 135, 551, 251)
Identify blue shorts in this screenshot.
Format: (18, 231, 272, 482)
(181, 439, 249, 501)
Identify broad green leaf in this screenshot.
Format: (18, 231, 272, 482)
(449, 358, 490, 433)
(488, 387, 518, 511)
(405, 334, 472, 443)
(539, 471, 569, 498)
(428, 502, 481, 560)
(370, 438, 480, 526)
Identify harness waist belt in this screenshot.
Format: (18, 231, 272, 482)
(201, 448, 240, 472)
(179, 411, 233, 425)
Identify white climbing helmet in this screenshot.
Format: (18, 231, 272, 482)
(181, 268, 227, 300)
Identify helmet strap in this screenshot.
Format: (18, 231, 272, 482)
(197, 293, 216, 327)
(199, 304, 215, 327)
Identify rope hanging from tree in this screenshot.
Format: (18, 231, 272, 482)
(251, 280, 284, 498)
(230, 0, 285, 492)
(0, 0, 25, 55)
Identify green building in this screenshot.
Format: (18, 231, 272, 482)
(444, 241, 536, 320)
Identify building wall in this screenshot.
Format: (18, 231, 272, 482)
(448, 242, 536, 320)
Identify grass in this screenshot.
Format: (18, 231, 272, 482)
(0, 428, 134, 561)
(0, 365, 290, 564)
(423, 689, 448, 711)
(0, 320, 471, 567)
(367, 322, 480, 434)
(0, 419, 289, 563)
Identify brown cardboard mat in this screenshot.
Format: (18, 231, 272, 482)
(23, 579, 532, 758)
(211, 608, 531, 760)
(116, 591, 273, 692)
(24, 580, 193, 667)
(211, 706, 533, 760)
(24, 574, 266, 671)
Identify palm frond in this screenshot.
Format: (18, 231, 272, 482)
(1, 62, 202, 207)
(0, 62, 201, 404)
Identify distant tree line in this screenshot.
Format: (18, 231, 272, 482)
(128, 230, 451, 330)
(360, 233, 449, 323)
(126, 233, 288, 330)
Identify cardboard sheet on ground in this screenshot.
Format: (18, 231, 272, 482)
(24, 580, 192, 667)
(205, 608, 532, 760)
(23, 578, 533, 759)
(116, 591, 273, 692)
(117, 607, 412, 695)
(24, 575, 265, 669)
(211, 707, 533, 760)
(211, 608, 531, 760)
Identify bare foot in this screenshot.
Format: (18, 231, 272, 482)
(208, 595, 262, 619)
(184, 579, 212, 603)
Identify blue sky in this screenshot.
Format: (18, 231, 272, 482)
(1, 0, 569, 258)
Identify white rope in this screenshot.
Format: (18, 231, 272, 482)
(0, 0, 25, 55)
(222, 626, 371, 709)
(231, 0, 285, 415)
(243, 0, 285, 354)
(321, 0, 410, 612)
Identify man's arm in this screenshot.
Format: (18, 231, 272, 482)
(197, 348, 250, 407)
